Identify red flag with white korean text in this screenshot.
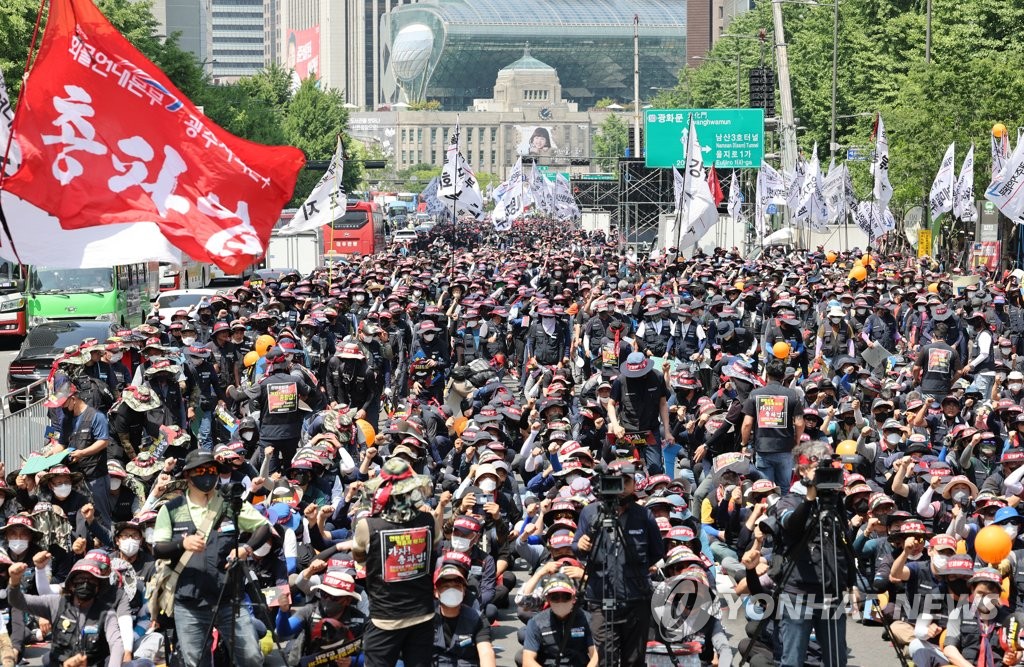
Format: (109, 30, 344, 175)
(707, 166, 724, 207)
(1, 0, 305, 273)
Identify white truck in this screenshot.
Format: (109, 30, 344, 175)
(265, 230, 323, 276)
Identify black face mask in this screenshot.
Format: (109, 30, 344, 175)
(947, 579, 969, 596)
(851, 499, 869, 514)
(320, 597, 346, 618)
(842, 416, 856, 425)
(191, 474, 218, 493)
(875, 411, 893, 422)
(73, 580, 99, 601)
(293, 471, 311, 486)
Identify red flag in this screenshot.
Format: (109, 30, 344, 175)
(706, 166, 724, 206)
(2, 0, 305, 273)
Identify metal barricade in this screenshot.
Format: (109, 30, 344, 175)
(0, 379, 50, 467)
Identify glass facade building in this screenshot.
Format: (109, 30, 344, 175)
(380, 0, 688, 111)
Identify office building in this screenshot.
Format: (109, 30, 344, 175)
(210, 0, 265, 81)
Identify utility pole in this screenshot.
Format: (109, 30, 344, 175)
(633, 14, 642, 157)
(772, 0, 798, 236)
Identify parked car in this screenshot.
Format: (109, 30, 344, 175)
(152, 289, 220, 326)
(7, 320, 117, 407)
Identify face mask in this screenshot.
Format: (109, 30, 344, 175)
(549, 601, 574, 618)
(1002, 347, 1012, 356)
(254, 543, 271, 558)
(423, 333, 436, 343)
(320, 597, 346, 617)
(466, 321, 477, 329)
(109, 478, 122, 491)
(852, 499, 869, 514)
(842, 416, 855, 425)
(543, 317, 556, 326)
(53, 484, 72, 500)
(7, 540, 28, 555)
(1011, 384, 1023, 393)
(906, 551, 923, 561)
(948, 579, 970, 595)
(875, 411, 893, 422)
(231, 305, 240, 312)
(478, 479, 497, 493)
(73, 580, 99, 601)
(119, 538, 141, 557)
(354, 295, 366, 303)
(451, 536, 473, 553)
(144, 527, 155, 544)
(191, 474, 218, 493)
(931, 554, 948, 571)
(182, 337, 196, 346)
(438, 588, 464, 608)
(885, 433, 902, 446)
(918, 305, 926, 313)
(952, 491, 970, 506)
(830, 317, 842, 325)
(1006, 525, 1019, 541)
(109, 352, 123, 363)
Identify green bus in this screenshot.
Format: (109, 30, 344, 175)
(27, 263, 160, 329)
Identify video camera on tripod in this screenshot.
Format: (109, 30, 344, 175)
(814, 454, 861, 493)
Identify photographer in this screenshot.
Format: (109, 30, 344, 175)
(775, 440, 854, 667)
(572, 462, 664, 667)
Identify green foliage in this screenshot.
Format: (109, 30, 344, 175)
(407, 99, 441, 111)
(593, 97, 617, 110)
(592, 114, 629, 170)
(283, 78, 362, 205)
(656, 0, 1024, 212)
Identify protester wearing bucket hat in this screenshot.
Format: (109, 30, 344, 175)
(429, 562, 497, 667)
(522, 574, 596, 667)
(151, 448, 271, 667)
(608, 352, 673, 475)
(352, 457, 451, 667)
(9, 552, 124, 667)
(740, 358, 805, 493)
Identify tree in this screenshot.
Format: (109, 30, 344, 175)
(283, 78, 363, 206)
(593, 97, 617, 110)
(408, 99, 441, 111)
(592, 114, 628, 170)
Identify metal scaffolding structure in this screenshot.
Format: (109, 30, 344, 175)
(617, 158, 675, 250)
(570, 176, 620, 230)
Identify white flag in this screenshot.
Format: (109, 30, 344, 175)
(929, 142, 955, 221)
(872, 114, 893, 213)
(677, 115, 720, 250)
(854, 200, 894, 241)
(795, 143, 828, 231)
(0, 68, 22, 177)
(992, 130, 1011, 180)
(438, 123, 483, 219)
(755, 161, 786, 238)
(553, 174, 579, 221)
(727, 171, 742, 222)
(497, 157, 526, 222)
(785, 156, 806, 220)
(985, 138, 1024, 225)
(952, 144, 976, 222)
(822, 159, 845, 224)
(282, 136, 345, 234)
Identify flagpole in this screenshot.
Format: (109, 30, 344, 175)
(328, 135, 340, 286)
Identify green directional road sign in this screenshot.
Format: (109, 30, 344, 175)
(644, 108, 765, 169)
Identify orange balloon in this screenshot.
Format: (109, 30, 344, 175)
(453, 416, 469, 436)
(849, 266, 867, 282)
(356, 418, 375, 446)
(825, 251, 838, 264)
(976, 524, 1013, 565)
(772, 341, 791, 359)
(994, 123, 1007, 138)
(928, 282, 939, 294)
(836, 440, 857, 457)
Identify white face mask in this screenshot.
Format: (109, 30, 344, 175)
(7, 540, 28, 555)
(1011, 383, 1023, 393)
(181, 337, 196, 346)
(109, 352, 123, 364)
(52, 484, 72, 500)
(1006, 525, 1019, 541)
(109, 478, 122, 491)
(119, 538, 141, 557)
(423, 333, 436, 343)
(478, 479, 497, 493)
(451, 536, 473, 553)
(438, 588, 464, 608)
(354, 295, 366, 303)
(254, 543, 272, 558)
(413, 290, 423, 298)
(549, 601, 574, 618)
(930, 554, 948, 571)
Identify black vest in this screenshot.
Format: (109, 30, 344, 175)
(676, 321, 700, 356)
(640, 321, 670, 357)
(433, 606, 483, 667)
(50, 592, 112, 666)
(62, 408, 106, 480)
(533, 608, 592, 667)
(364, 513, 435, 621)
(166, 495, 235, 606)
(819, 323, 852, 359)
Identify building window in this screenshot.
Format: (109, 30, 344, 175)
(719, 5, 724, 17)
(417, 128, 422, 142)
(491, 128, 497, 142)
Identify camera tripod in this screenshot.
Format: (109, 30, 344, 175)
(737, 489, 909, 667)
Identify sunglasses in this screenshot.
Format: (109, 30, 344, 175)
(188, 465, 219, 477)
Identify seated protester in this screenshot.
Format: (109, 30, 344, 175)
(887, 525, 952, 654)
(940, 567, 1017, 667)
(444, 515, 499, 623)
(521, 575, 597, 667)
(8, 555, 130, 667)
(106, 461, 142, 525)
(650, 563, 732, 666)
(276, 570, 367, 664)
(432, 563, 497, 667)
(699, 454, 749, 583)
(905, 554, 976, 667)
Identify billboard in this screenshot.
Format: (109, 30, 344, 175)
(644, 108, 764, 169)
(286, 26, 320, 83)
(516, 125, 557, 156)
